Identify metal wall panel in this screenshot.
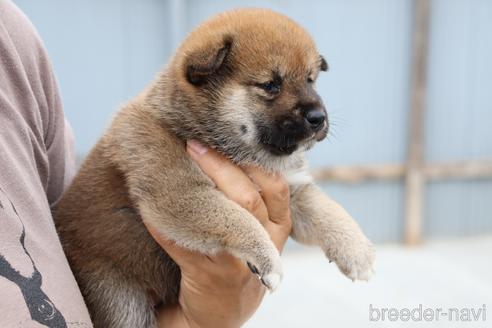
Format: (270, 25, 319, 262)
(425, 180, 492, 238)
(424, 0, 492, 238)
(426, 0, 492, 162)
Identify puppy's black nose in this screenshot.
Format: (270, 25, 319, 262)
(304, 109, 326, 131)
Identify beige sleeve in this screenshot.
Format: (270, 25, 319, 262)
(0, 1, 92, 327)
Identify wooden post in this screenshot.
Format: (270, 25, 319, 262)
(311, 160, 492, 183)
(425, 161, 492, 180)
(404, 0, 431, 245)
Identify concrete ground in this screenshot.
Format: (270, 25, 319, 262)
(245, 235, 492, 328)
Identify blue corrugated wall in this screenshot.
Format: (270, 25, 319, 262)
(425, 0, 492, 239)
(14, 0, 492, 242)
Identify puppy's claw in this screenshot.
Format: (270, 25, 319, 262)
(260, 273, 281, 292)
(247, 261, 259, 275)
(247, 262, 281, 291)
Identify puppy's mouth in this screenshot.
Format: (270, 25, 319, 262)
(261, 141, 299, 156)
(257, 120, 328, 156)
(256, 114, 328, 156)
(314, 122, 329, 141)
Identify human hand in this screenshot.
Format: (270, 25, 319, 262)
(145, 140, 292, 328)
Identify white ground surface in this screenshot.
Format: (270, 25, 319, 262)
(245, 236, 492, 328)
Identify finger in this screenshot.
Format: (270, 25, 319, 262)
(242, 166, 291, 225)
(242, 167, 292, 252)
(266, 222, 290, 253)
(187, 140, 269, 226)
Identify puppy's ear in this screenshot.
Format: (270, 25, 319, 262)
(185, 36, 233, 86)
(319, 55, 328, 72)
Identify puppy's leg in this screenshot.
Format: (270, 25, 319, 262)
(290, 183, 374, 281)
(138, 186, 283, 290)
(81, 267, 156, 328)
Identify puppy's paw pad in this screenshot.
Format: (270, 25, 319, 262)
(260, 273, 281, 291)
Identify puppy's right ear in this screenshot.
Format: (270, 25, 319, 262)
(319, 55, 328, 72)
(185, 36, 233, 86)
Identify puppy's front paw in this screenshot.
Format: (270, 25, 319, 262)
(324, 235, 375, 281)
(244, 247, 283, 291)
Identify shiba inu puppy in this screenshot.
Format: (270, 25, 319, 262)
(54, 8, 374, 328)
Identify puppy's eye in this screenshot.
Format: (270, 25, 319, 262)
(307, 77, 314, 83)
(257, 81, 281, 94)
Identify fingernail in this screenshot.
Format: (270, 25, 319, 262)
(187, 140, 208, 156)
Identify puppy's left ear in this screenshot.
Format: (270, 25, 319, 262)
(319, 55, 328, 72)
(185, 36, 233, 86)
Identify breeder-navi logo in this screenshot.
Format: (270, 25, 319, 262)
(369, 304, 487, 322)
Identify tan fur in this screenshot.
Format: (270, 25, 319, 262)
(54, 9, 374, 328)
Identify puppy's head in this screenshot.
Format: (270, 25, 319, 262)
(168, 9, 328, 170)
